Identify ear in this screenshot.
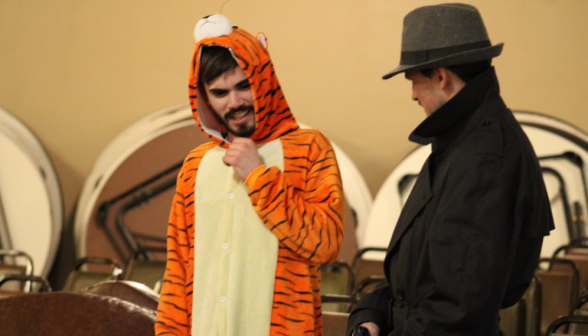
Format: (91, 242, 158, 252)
(437, 68, 450, 90)
(256, 32, 268, 49)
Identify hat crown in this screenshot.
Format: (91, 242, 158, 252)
(402, 4, 490, 51)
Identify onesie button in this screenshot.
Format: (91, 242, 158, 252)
(219, 296, 226, 303)
(227, 193, 234, 199)
(221, 243, 229, 250)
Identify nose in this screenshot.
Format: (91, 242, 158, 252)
(227, 90, 241, 110)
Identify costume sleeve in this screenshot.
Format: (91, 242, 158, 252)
(346, 281, 392, 336)
(155, 168, 192, 336)
(245, 134, 344, 264)
(393, 152, 539, 335)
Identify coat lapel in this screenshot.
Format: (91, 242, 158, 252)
(387, 156, 433, 254)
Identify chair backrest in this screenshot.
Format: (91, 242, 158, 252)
(545, 314, 588, 336)
(123, 247, 167, 289)
(537, 258, 579, 335)
(352, 275, 387, 302)
(322, 311, 350, 336)
(352, 247, 386, 289)
(321, 261, 355, 312)
(82, 280, 160, 311)
(338, 201, 359, 267)
(0, 273, 52, 299)
(321, 294, 358, 314)
(62, 257, 122, 291)
(558, 254, 588, 294)
(0, 249, 34, 292)
(570, 308, 588, 334)
(0, 292, 156, 336)
(0, 264, 26, 292)
(524, 276, 542, 336)
(499, 298, 526, 336)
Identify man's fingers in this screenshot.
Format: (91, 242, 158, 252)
(222, 155, 233, 167)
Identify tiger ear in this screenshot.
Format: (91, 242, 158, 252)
(194, 14, 233, 42)
(256, 32, 268, 49)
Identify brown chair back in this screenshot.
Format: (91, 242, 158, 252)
(0, 292, 155, 336)
(536, 258, 579, 336)
(499, 299, 526, 336)
(82, 280, 160, 311)
(323, 311, 350, 336)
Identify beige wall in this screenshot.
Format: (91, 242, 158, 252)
(1, 1, 588, 222)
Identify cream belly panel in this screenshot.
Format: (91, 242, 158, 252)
(192, 139, 284, 336)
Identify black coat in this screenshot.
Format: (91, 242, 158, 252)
(348, 68, 554, 336)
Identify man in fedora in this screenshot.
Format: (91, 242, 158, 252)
(347, 4, 553, 336)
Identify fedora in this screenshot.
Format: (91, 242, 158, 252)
(383, 3, 503, 79)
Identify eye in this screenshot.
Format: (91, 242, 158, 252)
(209, 89, 228, 98)
(236, 80, 251, 91)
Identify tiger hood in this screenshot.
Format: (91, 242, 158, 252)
(189, 14, 299, 148)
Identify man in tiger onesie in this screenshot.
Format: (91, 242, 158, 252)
(155, 14, 344, 336)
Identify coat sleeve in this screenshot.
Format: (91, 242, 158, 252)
(347, 281, 393, 336)
(393, 152, 544, 335)
(155, 162, 195, 336)
(244, 133, 344, 264)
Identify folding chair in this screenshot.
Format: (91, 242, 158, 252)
(321, 294, 356, 336)
(321, 293, 358, 314)
(537, 258, 580, 335)
(321, 201, 359, 305)
(545, 315, 588, 336)
(123, 246, 167, 289)
(62, 257, 122, 291)
(523, 276, 542, 336)
(0, 249, 34, 293)
(499, 298, 526, 336)
(553, 244, 588, 295)
(0, 274, 52, 300)
(323, 311, 350, 336)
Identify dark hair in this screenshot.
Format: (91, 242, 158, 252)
(198, 46, 239, 85)
(419, 59, 492, 83)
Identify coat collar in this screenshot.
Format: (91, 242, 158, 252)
(408, 67, 501, 156)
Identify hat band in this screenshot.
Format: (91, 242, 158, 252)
(400, 41, 491, 66)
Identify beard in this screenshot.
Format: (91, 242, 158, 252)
(215, 104, 256, 138)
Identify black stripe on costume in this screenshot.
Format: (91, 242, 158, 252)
(278, 314, 305, 323)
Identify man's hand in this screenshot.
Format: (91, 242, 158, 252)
(222, 137, 263, 181)
(359, 322, 380, 336)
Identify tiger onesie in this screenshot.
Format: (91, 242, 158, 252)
(155, 14, 344, 336)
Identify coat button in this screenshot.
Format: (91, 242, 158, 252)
(396, 287, 405, 301)
(482, 120, 492, 127)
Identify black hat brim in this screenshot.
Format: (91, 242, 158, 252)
(382, 43, 504, 80)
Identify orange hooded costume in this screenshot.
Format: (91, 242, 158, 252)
(155, 15, 344, 336)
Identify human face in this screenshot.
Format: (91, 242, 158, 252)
(204, 66, 255, 142)
(405, 69, 447, 117)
